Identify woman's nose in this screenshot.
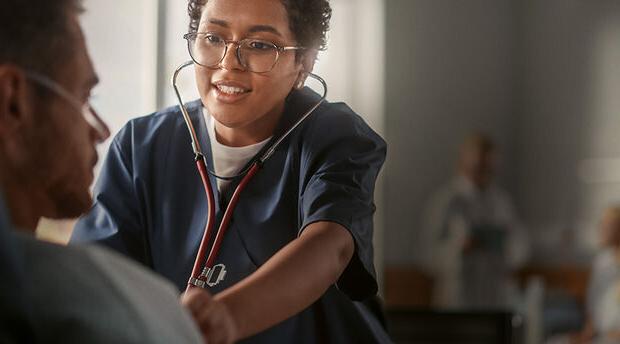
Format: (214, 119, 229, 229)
(218, 43, 244, 71)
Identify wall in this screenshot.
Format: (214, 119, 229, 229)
(383, 0, 620, 266)
(80, 0, 160, 135)
(514, 0, 620, 262)
(37, 0, 161, 242)
(384, 0, 517, 265)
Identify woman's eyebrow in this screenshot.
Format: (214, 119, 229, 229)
(248, 25, 282, 37)
(206, 18, 282, 37)
(208, 18, 229, 28)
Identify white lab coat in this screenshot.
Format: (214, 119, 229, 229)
(423, 176, 529, 310)
(587, 249, 620, 340)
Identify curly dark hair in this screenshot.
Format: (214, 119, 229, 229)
(188, 0, 332, 52)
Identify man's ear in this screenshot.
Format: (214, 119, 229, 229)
(0, 66, 30, 136)
(294, 49, 319, 89)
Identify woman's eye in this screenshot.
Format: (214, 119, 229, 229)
(248, 41, 273, 50)
(205, 34, 223, 44)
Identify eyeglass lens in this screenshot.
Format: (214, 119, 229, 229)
(189, 34, 278, 73)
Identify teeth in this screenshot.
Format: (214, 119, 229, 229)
(217, 85, 247, 94)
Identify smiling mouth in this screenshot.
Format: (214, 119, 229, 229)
(212, 82, 252, 104)
(215, 84, 250, 95)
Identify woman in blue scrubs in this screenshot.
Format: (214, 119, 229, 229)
(72, 0, 388, 342)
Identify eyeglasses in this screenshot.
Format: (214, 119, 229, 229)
(184, 32, 305, 73)
(24, 71, 110, 141)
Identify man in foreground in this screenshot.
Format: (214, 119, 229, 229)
(0, 0, 202, 342)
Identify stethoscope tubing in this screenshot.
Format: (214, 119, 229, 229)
(187, 156, 217, 291)
(172, 61, 326, 292)
(205, 162, 261, 268)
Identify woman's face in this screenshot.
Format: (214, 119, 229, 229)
(195, 0, 305, 144)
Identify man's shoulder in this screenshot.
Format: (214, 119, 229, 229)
(16, 234, 202, 343)
(18, 234, 177, 294)
(17, 233, 87, 267)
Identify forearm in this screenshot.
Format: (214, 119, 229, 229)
(215, 221, 354, 340)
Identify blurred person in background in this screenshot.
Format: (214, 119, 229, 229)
(424, 132, 529, 310)
(0, 0, 204, 342)
(572, 206, 620, 344)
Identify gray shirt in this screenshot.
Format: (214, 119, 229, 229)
(0, 200, 33, 343)
(16, 234, 203, 344)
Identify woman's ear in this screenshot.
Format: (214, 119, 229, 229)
(293, 76, 305, 90)
(294, 49, 319, 90)
(301, 49, 318, 74)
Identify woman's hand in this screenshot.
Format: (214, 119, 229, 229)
(181, 287, 239, 344)
(181, 221, 354, 341)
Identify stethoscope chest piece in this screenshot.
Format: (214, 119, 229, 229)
(189, 263, 227, 288)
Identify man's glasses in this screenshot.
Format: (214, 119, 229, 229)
(24, 71, 110, 141)
(184, 32, 305, 73)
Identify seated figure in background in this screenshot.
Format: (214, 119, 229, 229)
(574, 206, 620, 344)
(424, 132, 529, 310)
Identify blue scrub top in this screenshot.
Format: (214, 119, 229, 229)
(72, 88, 390, 343)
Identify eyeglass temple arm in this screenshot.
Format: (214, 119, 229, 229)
(172, 60, 204, 157)
(281, 46, 305, 51)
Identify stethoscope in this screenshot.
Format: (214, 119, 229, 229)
(171, 60, 327, 292)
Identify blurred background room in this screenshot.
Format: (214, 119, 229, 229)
(36, 0, 620, 343)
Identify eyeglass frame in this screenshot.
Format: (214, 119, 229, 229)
(24, 71, 110, 140)
(183, 32, 306, 73)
